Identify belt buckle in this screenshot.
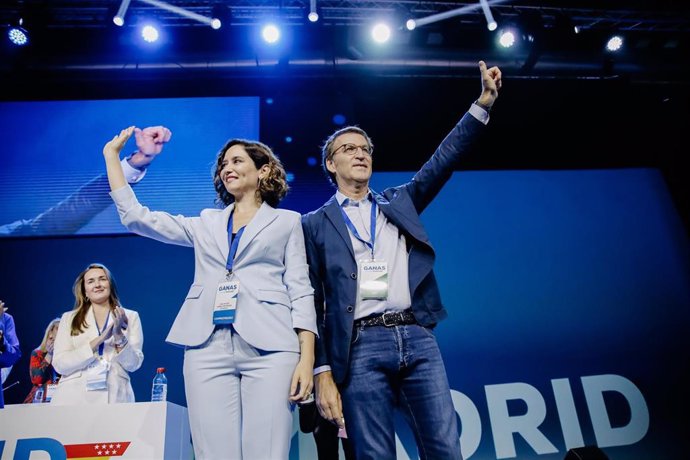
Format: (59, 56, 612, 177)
(382, 311, 398, 327)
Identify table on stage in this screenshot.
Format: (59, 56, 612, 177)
(0, 401, 192, 460)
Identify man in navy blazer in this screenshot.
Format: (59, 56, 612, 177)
(302, 60, 502, 459)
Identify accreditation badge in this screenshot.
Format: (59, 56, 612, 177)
(85, 358, 110, 391)
(213, 278, 239, 324)
(358, 259, 388, 300)
(45, 383, 58, 403)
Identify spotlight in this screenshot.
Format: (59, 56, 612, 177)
(7, 25, 29, 46)
(412, 0, 511, 29)
(498, 29, 516, 48)
(308, 0, 319, 23)
(371, 23, 391, 44)
(479, 0, 497, 31)
(262, 24, 281, 44)
(7, 17, 30, 46)
(113, 0, 131, 27)
(141, 24, 160, 43)
(139, 0, 218, 28)
(211, 4, 231, 30)
(391, 6, 416, 32)
(606, 35, 624, 52)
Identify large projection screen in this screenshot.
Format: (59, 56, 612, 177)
(0, 97, 260, 237)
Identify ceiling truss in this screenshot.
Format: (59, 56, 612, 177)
(2, 1, 689, 32)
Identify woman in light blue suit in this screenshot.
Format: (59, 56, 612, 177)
(103, 127, 317, 460)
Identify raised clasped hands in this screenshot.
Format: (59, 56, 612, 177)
(103, 125, 172, 169)
(130, 126, 172, 168)
(135, 126, 172, 156)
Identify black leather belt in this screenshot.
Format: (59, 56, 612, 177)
(354, 309, 417, 328)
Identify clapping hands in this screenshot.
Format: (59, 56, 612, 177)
(111, 306, 129, 344)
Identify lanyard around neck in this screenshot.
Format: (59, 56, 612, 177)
(226, 212, 246, 274)
(339, 197, 377, 259)
(93, 309, 110, 356)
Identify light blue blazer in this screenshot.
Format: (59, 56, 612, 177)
(111, 185, 317, 352)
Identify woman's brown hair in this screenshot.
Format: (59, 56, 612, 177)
(69, 263, 121, 336)
(212, 139, 289, 208)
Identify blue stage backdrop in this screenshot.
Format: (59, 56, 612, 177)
(368, 168, 689, 460)
(1, 165, 688, 459)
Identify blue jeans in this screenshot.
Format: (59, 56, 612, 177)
(340, 323, 462, 460)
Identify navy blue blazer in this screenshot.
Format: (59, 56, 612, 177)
(302, 112, 485, 383)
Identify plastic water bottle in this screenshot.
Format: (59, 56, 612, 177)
(151, 367, 167, 402)
(33, 386, 44, 403)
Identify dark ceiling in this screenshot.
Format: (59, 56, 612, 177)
(1, 1, 689, 81)
(1, 2, 688, 232)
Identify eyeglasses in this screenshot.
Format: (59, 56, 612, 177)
(333, 143, 373, 157)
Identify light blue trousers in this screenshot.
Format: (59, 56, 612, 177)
(184, 326, 298, 460)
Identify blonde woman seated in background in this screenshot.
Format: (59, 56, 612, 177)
(51, 263, 144, 404)
(24, 317, 61, 403)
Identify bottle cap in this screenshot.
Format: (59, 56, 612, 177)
(157, 367, 166, 373)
